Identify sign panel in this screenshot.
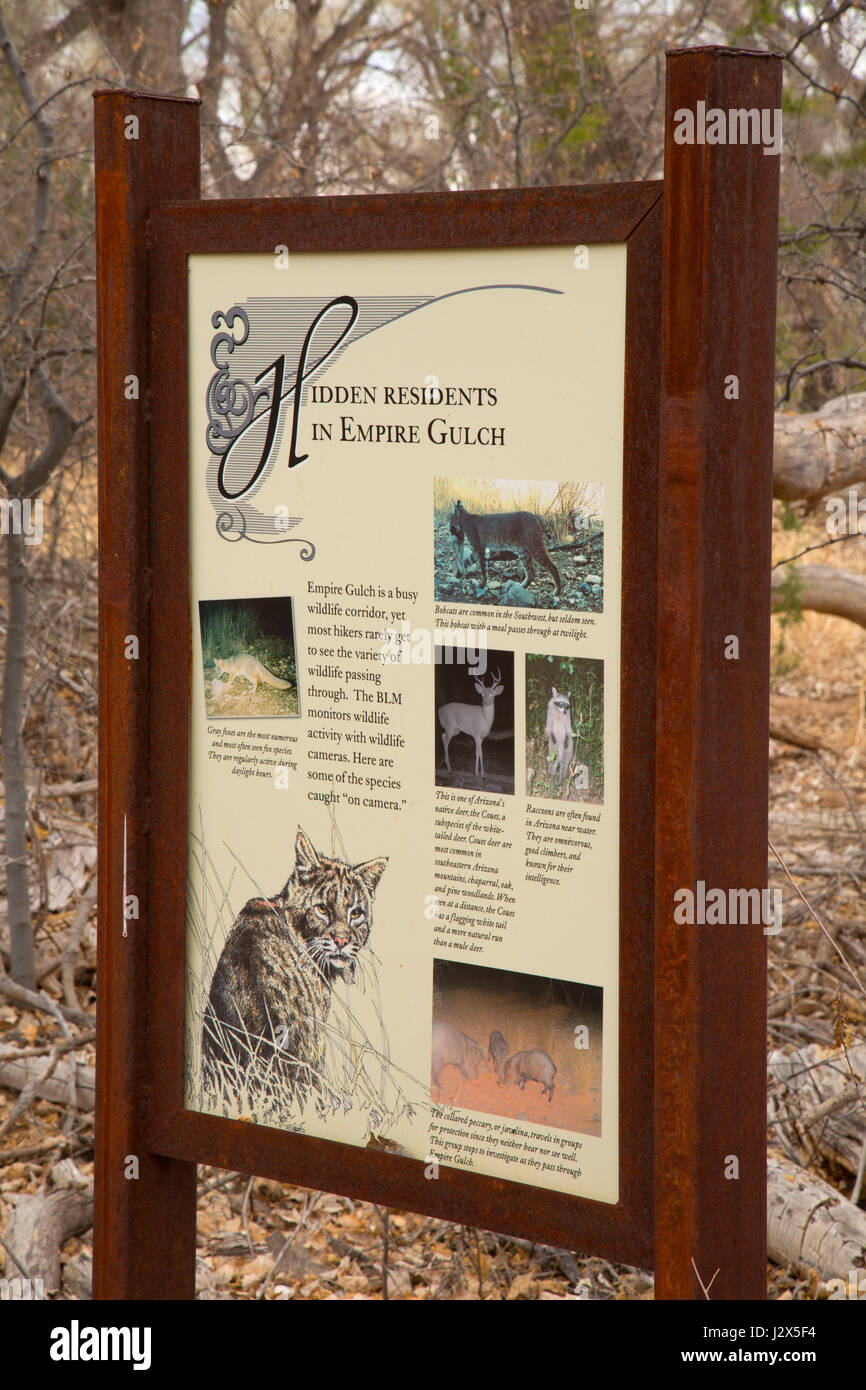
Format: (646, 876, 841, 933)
(144, 184, 660, 1268)
(184, 245, 626, 1204)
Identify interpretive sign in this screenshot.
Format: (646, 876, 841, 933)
(94, 45, 782, 1300)
(184, 244, 626, 1204)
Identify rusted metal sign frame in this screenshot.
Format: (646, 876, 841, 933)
(94, 44, 781, 1301)
(94, 90, 200, 1301)
(653, 46, 781, 1301)
(143, 181, 660, 1269)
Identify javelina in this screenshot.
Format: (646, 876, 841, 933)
(488, 1029, 509, 1081)
(504, 1049, 557, 1101)
(431, 1021, 485, 1089)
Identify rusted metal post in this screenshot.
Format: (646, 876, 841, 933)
(654, 47, 782, 1299)
(94, 90, 201, 1300)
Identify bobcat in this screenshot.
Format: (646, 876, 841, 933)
(201, 828, 387, 1104)
(213, 653, 293, 694)
(449, 500, 561, 598)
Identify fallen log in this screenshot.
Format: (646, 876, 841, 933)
(768, 1044, 866, 1177)
(774, 392, 866, 503)
(768, 1154, 866, 1285)
(4, 1189, 92, 1293)
(768, 721, 826, 752)
(0, 1045, 95, 1111)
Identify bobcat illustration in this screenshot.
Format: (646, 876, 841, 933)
(201, 829, 387, 1103)
(449, 500, 561, 598)
(213, 653, 293, 694)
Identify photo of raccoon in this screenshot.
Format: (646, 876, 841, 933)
(525, 654, 604, 803)
(545, 686, 580, 783)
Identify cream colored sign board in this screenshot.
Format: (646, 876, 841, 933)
(185, 244, 626, 1205)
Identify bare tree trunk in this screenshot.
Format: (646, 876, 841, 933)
(2, 525, 35, 988)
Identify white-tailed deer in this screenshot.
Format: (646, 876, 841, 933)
(438, 667, 504, 778)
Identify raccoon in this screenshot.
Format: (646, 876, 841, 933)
(450, 500, 561, 598)
(546, 687, 579, 781)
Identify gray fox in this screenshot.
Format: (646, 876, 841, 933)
(213, 654, 293, 694)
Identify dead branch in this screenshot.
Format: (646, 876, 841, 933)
(0, 1031, 94, 1059)
(0, 1045, 60, 1140)
(771, 563, 866, 629)
(0, 1134, 79, 1164)
(61, 877, 95, 1013)
(0, 976, 92, 1028)
(0, 1044, 95, 1111)
(36, 777, 97, 800)
(768, 1044, 866, 1176)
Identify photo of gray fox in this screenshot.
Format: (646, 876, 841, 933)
(199, 595, 299, 718)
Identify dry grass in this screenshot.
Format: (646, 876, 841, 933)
(433, 476, 603, 545)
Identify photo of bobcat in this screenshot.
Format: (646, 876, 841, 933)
(201, 827, 387, 1107)
(434, 477, 604, 613)
(199, 594, 298, 719)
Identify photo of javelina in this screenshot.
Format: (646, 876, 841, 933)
(431, 959, 603, 1134)
(504, 1049, 557, 1101)
(488, 1029, 509, 1082)
(431, 1021, 485, 1091)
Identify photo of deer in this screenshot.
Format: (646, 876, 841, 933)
(434, 477, 604, 613)
(434, 647, 514, 795)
